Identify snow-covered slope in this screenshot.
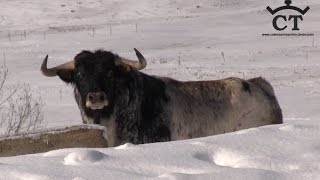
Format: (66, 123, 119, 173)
(0, 0, 319, 179)
(1, 122, 319, 180)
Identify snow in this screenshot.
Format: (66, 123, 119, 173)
(0, 0, 320, 179)
(1, 125, 319, 179)
(63, 150, 108, 166)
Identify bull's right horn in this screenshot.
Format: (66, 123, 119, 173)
(41, 55, 75, 77)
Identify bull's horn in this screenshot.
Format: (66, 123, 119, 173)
(119, 48, 147, 70)
(41, 55, 75, 77)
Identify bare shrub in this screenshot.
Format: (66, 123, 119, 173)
(0, 61, 44, 135)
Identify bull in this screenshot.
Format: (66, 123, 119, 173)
(41, 48, 282, 147)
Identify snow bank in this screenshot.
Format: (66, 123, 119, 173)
(0, 121, 319, 180)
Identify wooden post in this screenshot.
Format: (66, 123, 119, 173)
(221, 51, 226, 62)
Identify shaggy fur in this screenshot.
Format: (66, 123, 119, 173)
(54, 50, 283, 147)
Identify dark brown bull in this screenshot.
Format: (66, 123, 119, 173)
(41, 49, 282, 146)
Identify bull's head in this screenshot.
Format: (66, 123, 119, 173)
(41, 48, 147, 112)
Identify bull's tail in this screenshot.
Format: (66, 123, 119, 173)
(249, 77, 283, 124)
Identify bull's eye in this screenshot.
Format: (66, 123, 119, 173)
(76, 72, 84, 80)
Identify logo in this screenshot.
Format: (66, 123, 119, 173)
(266, 0, 310, 31)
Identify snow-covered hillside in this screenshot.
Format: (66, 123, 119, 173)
(0, 0, 319, 179)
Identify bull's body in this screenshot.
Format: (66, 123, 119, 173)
(41, 49, 282, 147)
(76, 71, 282, 147)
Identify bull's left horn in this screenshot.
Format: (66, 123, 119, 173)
(41, 55, 75, 77)
(118, 48, 147, 70)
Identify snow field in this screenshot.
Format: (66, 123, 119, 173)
(0, 0, 319, 179)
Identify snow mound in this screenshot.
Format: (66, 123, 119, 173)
(72, 177, 87, 180)
(158, 172, 189, 179)
(212, 147, 302, 172)
(115, 143, 135, 150)
(64, 150, 108, 166)
(213, 148, 248, 168)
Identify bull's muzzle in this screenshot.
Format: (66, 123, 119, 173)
(86, 92, 108, 110)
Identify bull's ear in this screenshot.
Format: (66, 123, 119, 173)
(57, 70, 74, 83)
(118, 64, 134, 73)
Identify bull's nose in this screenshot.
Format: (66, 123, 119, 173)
(87, 92, 106, 103)
(86, 92, 108, 109)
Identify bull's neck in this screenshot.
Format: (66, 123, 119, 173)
(129, 71, 167, 100)
(113, 71, 168, 112)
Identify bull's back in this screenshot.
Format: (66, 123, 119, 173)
(165, 77, 282, 140)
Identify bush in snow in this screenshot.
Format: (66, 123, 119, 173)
(0, 61, 44, 135)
